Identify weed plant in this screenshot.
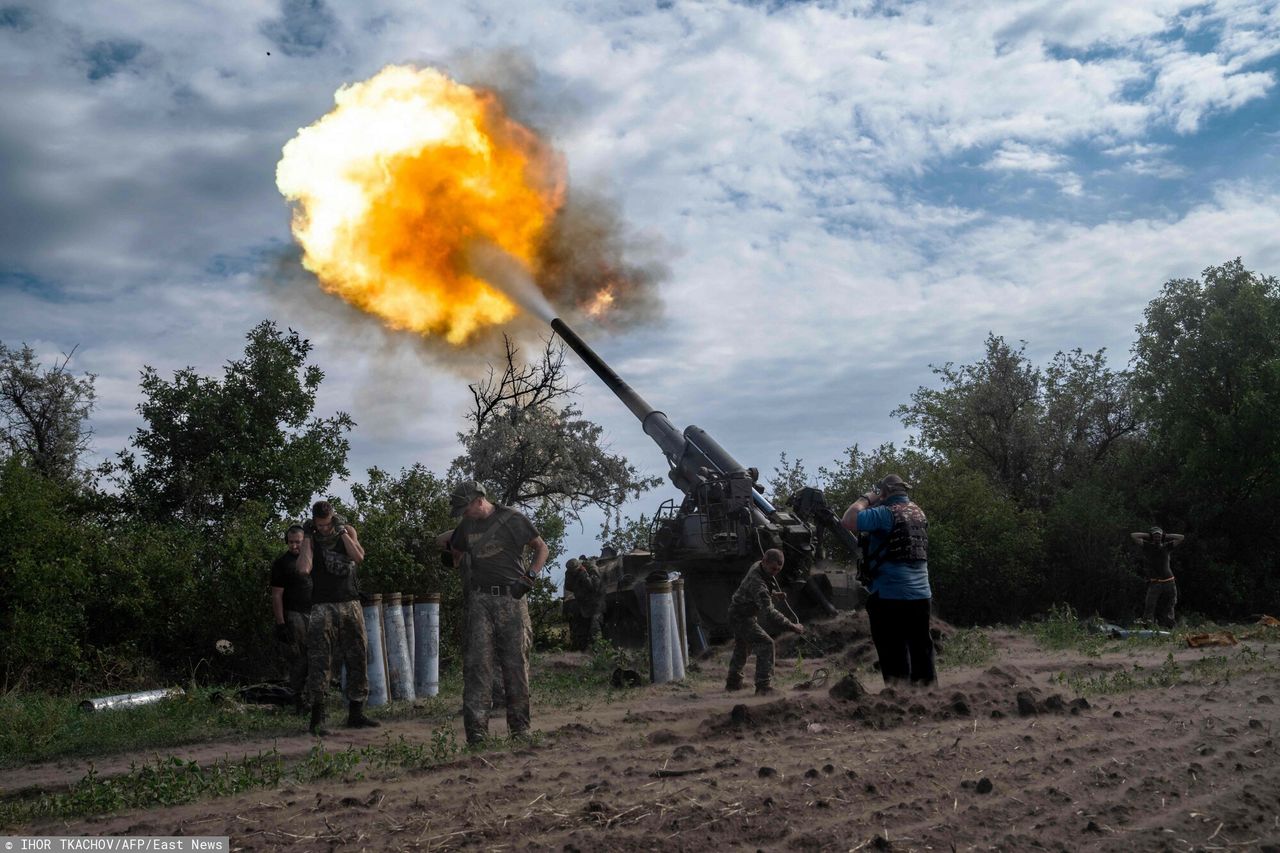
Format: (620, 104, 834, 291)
(938, 628, 998, 669)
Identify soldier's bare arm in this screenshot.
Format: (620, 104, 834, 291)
(271, 586, 286, 624)
(1130, 532, 1149, 544)
(297, 536, 314, 575)
(340, 525, 365, 563)
(840, 489, 881, 532)
(527, 536, 549, 574)
(1166, 533, 1185, 545)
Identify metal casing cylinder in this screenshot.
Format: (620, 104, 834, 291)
(362, 594, 389, 707)
(414, 593, 441, 697)
(647, 579, 675, 684)
(402, 594, 415, 671)
(79, 687, 184, 713)
(382, 592, 415, 702)
(671, 577, 689, 669)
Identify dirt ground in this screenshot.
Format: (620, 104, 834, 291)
(8, 615, 1280, 852)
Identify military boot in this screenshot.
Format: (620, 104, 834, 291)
(309, 703, 330, 737)
(755, 685, 777, 697)
(725, 676, 744, 692)
(345, 701, 381, 729)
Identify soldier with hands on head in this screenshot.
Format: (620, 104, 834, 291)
(1130, 526, 1185, 628)
(841, 474, 936, 687)
(270, 524, 311, 713)
(564, 554, 604, 651)
(448, 481, 549, 744)
(725, 548, 804, 696)
(297, 500, 380, 736)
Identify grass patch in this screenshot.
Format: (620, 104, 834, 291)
(938, 628, 998, 669)
(1022, 604, 1186, 657)
(0, 670, 469, 769)
(528, 639, 654, 708)
(1051, 644, 1277, 696)
(1023, 605, 1111, 655)
(0, 686, 305, 769)
(0, 727, 477, 827)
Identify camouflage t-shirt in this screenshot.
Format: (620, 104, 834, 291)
(451, 506, 539, 588)
(728, 562, 789, 631)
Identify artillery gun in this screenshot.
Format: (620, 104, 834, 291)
(551, 318, 865, 652)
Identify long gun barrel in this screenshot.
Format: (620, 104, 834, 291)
(551, 317, 775, 513)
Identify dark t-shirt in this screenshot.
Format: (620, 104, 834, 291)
(1142, 540, 1176, 580)
(309, 533, 360, 603)
(451, 506, 539, 587)
(270, 551, 312, 612)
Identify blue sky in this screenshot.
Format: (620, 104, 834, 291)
(2, 0, 1279, 586)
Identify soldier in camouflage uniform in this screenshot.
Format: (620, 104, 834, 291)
(725, 548, 804, 696)
(270, 524, 311, 713)
(564, 555, 604, 651)
(449, 481, 549, 744)
(298, 500, 380, 736)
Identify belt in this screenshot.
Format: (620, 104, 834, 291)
(473, 584, 516, 596)
(1147, 576, 1176, 584)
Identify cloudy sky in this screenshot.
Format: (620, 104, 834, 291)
(3, 0, 1279, 581)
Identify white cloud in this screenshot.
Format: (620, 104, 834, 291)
(3, 0, 1280, 564)
(985, 142, 1070, 172)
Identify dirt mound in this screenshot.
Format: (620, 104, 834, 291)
(776, 610, 958, 671)
(775, 609, 872, 661)
(698, 696, 818, 736)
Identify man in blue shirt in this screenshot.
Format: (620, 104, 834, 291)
(840, 474, 936, 687)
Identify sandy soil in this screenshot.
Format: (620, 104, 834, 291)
(9, 615, 1280, 852)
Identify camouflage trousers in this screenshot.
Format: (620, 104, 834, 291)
(276, 609, 310, 699)
(569, 604, 602, 651)
(463, 591, 531, 743)
(305, 600, 369, 704)
(726, 614, 774, 689)
(1144, 580, 1178, 629)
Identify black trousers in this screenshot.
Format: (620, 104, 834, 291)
(866, 594, 936, 686)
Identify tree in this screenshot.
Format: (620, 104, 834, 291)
(451, 335, 660, 523)
(343, 464, 455, 596)
(1130, 258, 1280, 614)
(116, 321, 354, 523)
(598, 512, 656, 555)
(0, 342, 96, 481)
(895, 333, 1135, 509)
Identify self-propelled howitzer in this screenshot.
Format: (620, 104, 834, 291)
(550, 318, 856, 649)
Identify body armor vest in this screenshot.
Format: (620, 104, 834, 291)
(885, 501, 928, 563)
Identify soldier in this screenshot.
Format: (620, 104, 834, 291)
(725, 548, 805, 696)
(298, 500, 380, 736)
(841, 474, 936, 687)
(564, 555, 604, 651)
(449, 481, 549, 744)
(270, 524, 311, 713)
(1130, 526, 1185, 628)
(439, 526, 508, 709)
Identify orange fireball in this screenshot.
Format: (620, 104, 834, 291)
(276, 65, 564, 344)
